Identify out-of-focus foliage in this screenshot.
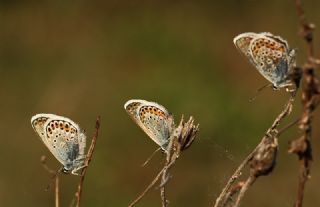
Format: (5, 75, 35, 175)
(0, 1, 320, 206)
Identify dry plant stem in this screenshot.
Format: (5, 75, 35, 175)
(129, 116, 198, 207)
(232, 176, 256, 207)
(213, 150, 255, 207)
(277, 117, 301, 137)
(160, 158, 179, 206)
(293, 0, 320, 206)
(127, 149, 173, 207)
(160, 160, 169, 207)
(128, 160, 177, 207)
(214, 93, 296, 207)
(160, 136, 175, 207)
(161, 116, 198, 206)
(160, 150, 179, 206)
(128, 168, 165, 207)
(41, 156, 60, 207)
(55, 176, 60, 207)
(222, 182, 244, 207)
(75, 116, 101, 207)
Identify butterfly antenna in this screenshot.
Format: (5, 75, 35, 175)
(141, 147, 161, 167)
(249, 83, 273, 102)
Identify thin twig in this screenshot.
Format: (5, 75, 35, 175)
(127, 159, 177, 207)
(277, 117, 301, 137)
(291, 1, 320, 206)
(160, 160, 169, 207)
(232, 176, 256, 207)
(222, 182, 244, 207)
(214, 93, 296, 207)
(213, 149, 256, 207)
(128, 168, 165, 207)
(160, 132, 176, 207)
(159, 115, 198, 206)
(55, 176, 60, 207)
(128, 115, 198, 207)
(160, 150, 179, 207)
(75, 116, 101, 207)
(40, 156, 60, 207)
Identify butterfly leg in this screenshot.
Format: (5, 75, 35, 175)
(71, 164, 89, 176)
(285, 84, 297, 93)
(70, 156, 88, 175)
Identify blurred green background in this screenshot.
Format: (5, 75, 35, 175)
(1, 0, 320, 206)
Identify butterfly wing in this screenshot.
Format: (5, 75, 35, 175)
(31, 114, 86, 171)
(124, 99, 171, 150)
(248, 33, 291, 87)
(31, 114, 50, 144)
(233, 32, 258, 63)
(234, 32, 294, 88)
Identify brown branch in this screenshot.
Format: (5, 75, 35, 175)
(290, 1, 320, 207)
(127, 156, 178, 207)
(55, 176, 60, 207)
(232, 176, 256, 207)
(128, 115, 199, 207)
(214, 93, 296, 207)
(213, 148, 256, 207)
(277, 117, 301, 137)
(128, 167, 165, 207)
(160, 116, 199, 206)
(40, 156, 60, 207)
(74, 116, 101, 207)
(160, 139, 178, 207)
(221, 181, 244, 207)
(160, 159, 170, 207)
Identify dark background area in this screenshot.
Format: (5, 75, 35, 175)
(1, 0, 320, 206)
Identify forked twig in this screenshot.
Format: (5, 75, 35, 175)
(74, 116, 101, 207)
(41, 156, 60, 207)
(222, 182, 244, 207)
(160, 116, 199, 207)
(160, 136, 178, 207)
(128, 115, 199, 207)
(232, 176, 255, 207)
(214, 92, 296, 207)
(128, 167, 166, 207)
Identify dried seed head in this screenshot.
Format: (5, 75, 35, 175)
(172, 115, 199, 151)
(250, 137, 278, 177)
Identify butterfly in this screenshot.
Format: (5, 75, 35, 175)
(233, 32, 296, 89)
(31, 113, 86, 175)
(124, 99, 173, 152)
